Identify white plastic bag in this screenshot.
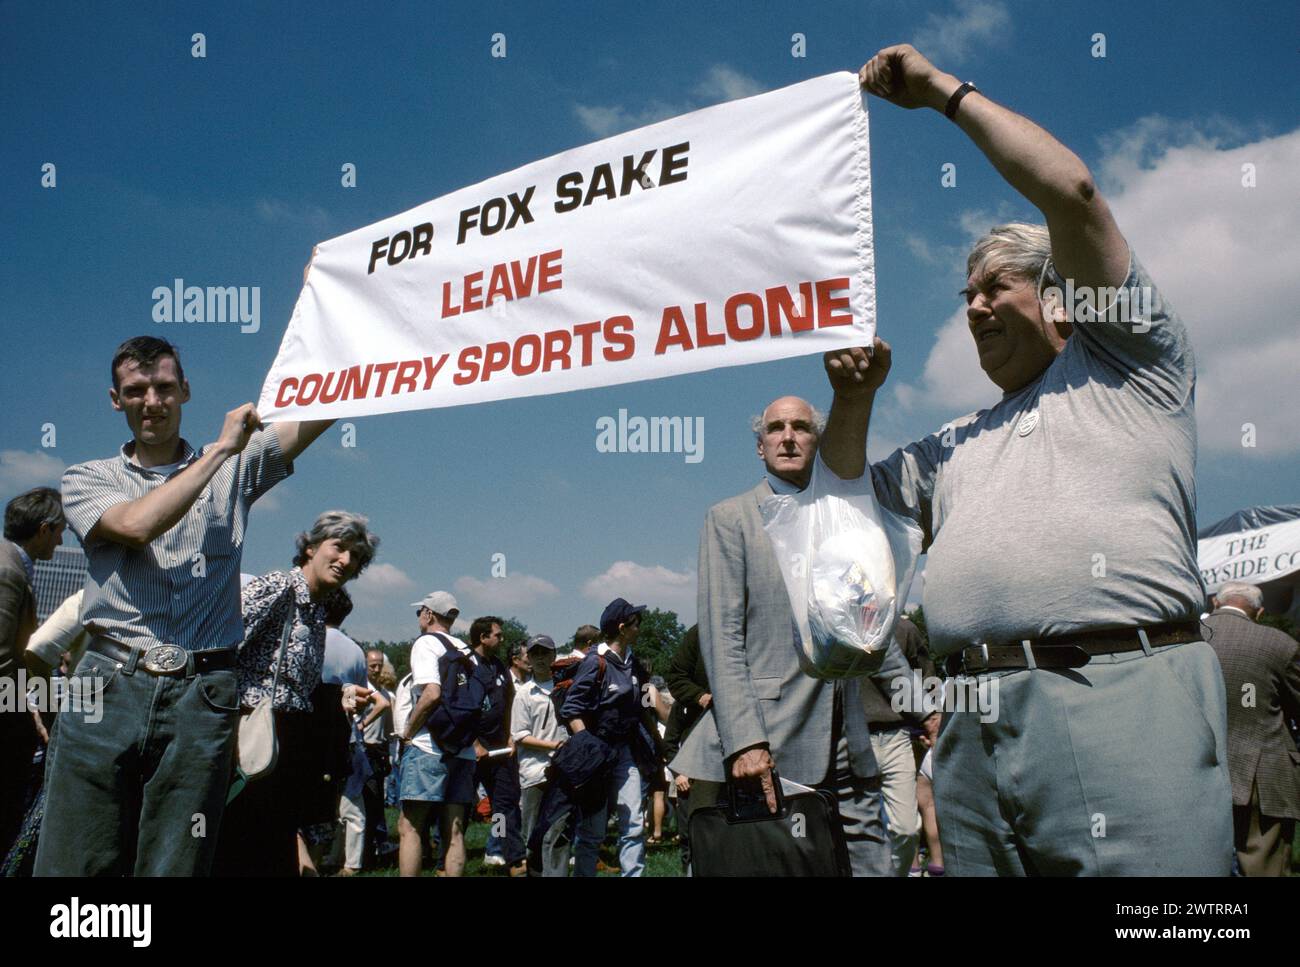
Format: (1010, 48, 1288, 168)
(761, 455, 923, 679)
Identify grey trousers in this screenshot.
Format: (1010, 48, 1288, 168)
(932, 640, 1234, 876)
(870, 726, 920, 876)
(520, 783, 545, 848)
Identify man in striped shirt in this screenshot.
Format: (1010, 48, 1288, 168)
(35, 336, 333, 876)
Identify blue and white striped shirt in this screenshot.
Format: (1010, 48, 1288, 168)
(60, 429, 292, 652)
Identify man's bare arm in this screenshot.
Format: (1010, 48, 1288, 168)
(91, 403, 259, 549)
(274, 420, 335, 464)
(820, 337, 891, 480)
(360, 689, 390, 731)
(860, 44, 1129, 291)
(403, 683, 440, 741)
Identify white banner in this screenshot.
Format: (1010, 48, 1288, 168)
(257, 72, 876, 420)
(1199, 517, 1300, 591)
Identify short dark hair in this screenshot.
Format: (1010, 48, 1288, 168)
(4, 487, 65, 542)
(469, 615, 504, 651)
(323, 587, 354, 627)
(111, 336, 185, 391)
(574, 624, 601, 651)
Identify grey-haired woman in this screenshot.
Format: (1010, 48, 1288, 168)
(213, 510, 379, 877)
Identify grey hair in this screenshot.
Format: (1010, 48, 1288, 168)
(1217, 582, 1264, 611)
(293, 509, 380, 575)
(751, 403, 827, 442)
(966, 222, 1055, 285)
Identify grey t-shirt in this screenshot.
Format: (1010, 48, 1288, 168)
(872, 254, 1205, 656)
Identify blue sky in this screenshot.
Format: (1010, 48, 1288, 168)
(3, 0, 1297, 644)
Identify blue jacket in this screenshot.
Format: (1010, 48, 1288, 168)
(559, 644, 647, 748)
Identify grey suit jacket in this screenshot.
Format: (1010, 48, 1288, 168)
(0, 541, 37, 675)
(1203, 609, 1300, 819)
(670, 479, 911, 786)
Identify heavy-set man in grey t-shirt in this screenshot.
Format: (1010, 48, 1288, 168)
(821, 45, 1232, 874)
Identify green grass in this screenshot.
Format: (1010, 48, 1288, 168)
(352, 807, 684, 877)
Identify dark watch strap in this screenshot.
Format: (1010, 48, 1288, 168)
(944, 81, 979, 119)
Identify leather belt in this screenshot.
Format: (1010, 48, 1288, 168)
(943, 620, 1202, 676)
(89, 635, 237, 677)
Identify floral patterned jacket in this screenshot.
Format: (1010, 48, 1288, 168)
(237, 567, 327, 712)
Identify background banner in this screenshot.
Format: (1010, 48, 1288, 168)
(1198, 505, 1300, 621)
(257, 72, 876, 420)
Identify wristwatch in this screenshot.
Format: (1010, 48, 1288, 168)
(944, 81, 979, 120)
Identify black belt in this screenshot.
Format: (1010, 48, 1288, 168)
(89, 635, 237, 677)
(943, 620, 1202, 676)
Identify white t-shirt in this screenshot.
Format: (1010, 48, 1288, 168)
(409, 632, 479, 759)
(392, 674, 414, 740)
(511, 678, 563, 789)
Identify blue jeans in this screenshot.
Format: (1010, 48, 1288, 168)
(575, 743, 644, 877)
(35, 645, 240, 876)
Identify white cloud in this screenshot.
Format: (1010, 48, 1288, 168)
(454, 572, 561, 610)
(912, 0, 1011, 65)
(255, 198, 331, 231)
(904, 234, 941, 265)
(581, 560, 697, 622)
(1099, 122, 1300, 452)
(351, 562, 416, 599)
(694, 65, 764, 103)
(897, 305, 995, 416)
(894, 122, 1300, 455)
(253, 489, 282, 513)
(0, 450, 65, 495)
(574, 64, 762, 138)
(574, 101, 685, 138)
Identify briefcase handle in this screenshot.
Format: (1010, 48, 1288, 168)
(724, 766, 788, 824)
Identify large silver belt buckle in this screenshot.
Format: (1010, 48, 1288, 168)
(960, 643, 990, 674)
(142, 643, 189, 674)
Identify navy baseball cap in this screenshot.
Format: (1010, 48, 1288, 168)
(600, 598, 647, 637)
(526, 634, 557, 653)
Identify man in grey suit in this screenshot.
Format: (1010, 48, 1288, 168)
(671, 375, 916, 876)
(1203, 582, 1300, 876)
(1, 487, 65, 856)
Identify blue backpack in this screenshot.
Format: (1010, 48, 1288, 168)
(426, 634, 496, 754)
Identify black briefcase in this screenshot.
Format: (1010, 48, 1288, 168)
(688, 770, 852, 877)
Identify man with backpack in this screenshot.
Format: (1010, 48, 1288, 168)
(560, 598, 662, 877)
(397, 591, 485, 877)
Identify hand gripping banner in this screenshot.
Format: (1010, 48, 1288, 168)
(258, 72, 876, 420)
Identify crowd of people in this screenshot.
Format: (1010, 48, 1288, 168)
(2, 42, 1298, 878)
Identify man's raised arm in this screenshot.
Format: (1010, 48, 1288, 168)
(86, 403, 259, 549)
(820, 336, 891, 481)
(274, 419, 335, 464)
(859, 43, 1129, 292)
